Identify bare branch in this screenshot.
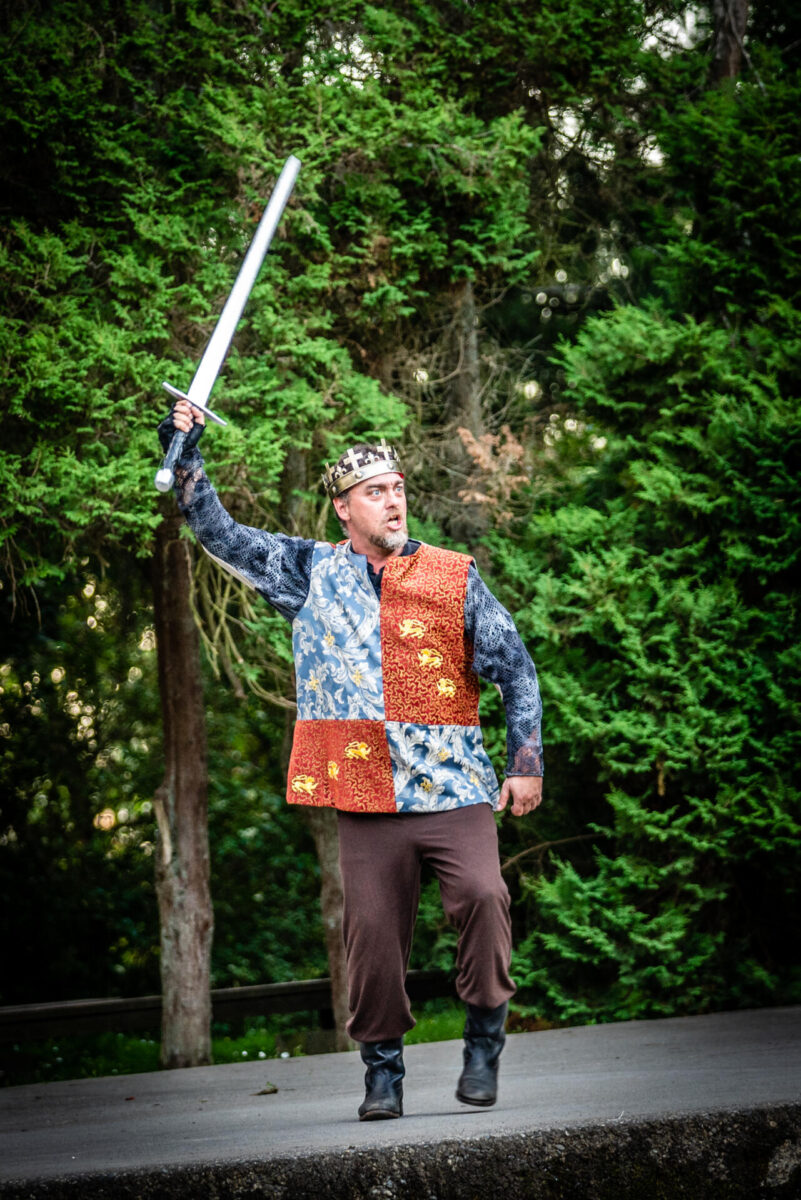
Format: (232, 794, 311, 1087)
(501, 832, 599, 874)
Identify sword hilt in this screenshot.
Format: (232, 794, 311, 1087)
(154, 429, 188, 493)
(154, 382, 228, 492)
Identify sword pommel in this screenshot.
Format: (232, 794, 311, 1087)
(155, 465, 177, 493)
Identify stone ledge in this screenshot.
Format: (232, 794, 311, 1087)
(2, 1103, 799, 1200)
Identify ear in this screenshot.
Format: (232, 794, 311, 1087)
(332, 494, 350, 524)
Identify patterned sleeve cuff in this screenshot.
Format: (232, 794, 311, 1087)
(507, 734, 544, 776)
(173, 448, 207, 511)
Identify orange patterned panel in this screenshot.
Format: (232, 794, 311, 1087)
(381, 545, 480, 726)
(287, 719, 396, 813)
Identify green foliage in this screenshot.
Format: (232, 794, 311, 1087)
(651, 48, 801, 324)
(0, 563, 331, 1004)
(404, 999, 464, 1046)
(2, 1033, 162, 1088)
(0, 0, 545, 1006)
(491, 68, 801, 1018)
(2, 0, 799, 1037)
(0, 569, 162, 1003)
(205, 714, 328, 989)
(0, 0, 549, 586)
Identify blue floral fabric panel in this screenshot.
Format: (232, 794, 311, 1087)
(293, 542, 386, 721)
(384, 722, 500, 813)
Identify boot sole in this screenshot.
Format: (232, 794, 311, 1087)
(359, 1109, 402, 1120)
(455, 1090, 496, 1106)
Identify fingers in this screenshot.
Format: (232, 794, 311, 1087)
(502, 776, 543, 818)
(172, 399, 206, 433)
(511, 793, 543, 817)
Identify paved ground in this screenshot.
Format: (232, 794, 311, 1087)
(1, 1006, 800, 1197)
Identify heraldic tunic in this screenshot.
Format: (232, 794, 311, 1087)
(289, 540, 499, 813)
(173, 450, 544, 817)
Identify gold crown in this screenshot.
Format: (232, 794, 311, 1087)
(321, 439, 403, 499)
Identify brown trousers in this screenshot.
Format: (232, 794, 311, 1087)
(337, 803, 515, 1043)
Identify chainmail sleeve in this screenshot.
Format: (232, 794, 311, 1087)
(172, 449, 314, 621)
(465, 563, 544, 777)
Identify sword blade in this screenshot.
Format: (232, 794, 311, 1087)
(180, 154, 301, 414)
(155, 154, 301, 492)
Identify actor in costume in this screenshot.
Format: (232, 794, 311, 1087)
(158, 399, 544, 1120)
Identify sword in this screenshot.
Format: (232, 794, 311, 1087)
(155, 154, 302, 492)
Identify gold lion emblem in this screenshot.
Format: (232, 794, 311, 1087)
(291, 775, 318, 796)
(344, 741, 371, 761)
(437, 678, 456, 698)
(399, 618, 426, 639)
(327, 761, 340, 780)
(418, 648, 443, 669)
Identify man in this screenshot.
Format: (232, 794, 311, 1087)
(158, 400, 543, 1120)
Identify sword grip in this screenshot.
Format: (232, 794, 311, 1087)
(154, 429, 187, 493)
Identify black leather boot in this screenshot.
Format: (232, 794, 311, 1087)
(455, 1001, 507, 1106)
(358, 1037, 405, 1120)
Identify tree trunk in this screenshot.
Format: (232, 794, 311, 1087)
(711, 0, 749, 82)
(447, 277, 489, 545)
(304, 807, 353, 1051)
(152, 502, 213, 1068)
(449, 277, 483, 436)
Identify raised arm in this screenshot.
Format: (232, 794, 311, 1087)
(157, 401, 314, 622)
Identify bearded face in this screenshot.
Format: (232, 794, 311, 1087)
(333, 473, 408, 558)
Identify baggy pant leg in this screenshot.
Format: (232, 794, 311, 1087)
(337, 812, 422, 1043)
(422, 804, 516, 1011)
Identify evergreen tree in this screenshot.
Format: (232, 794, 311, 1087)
(3, 0, 798, 1043)
(492, 18, 801, 1022)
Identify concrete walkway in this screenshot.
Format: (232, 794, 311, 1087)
(1, 1006, 800, 1198)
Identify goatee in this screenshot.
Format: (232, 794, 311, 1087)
(369, 525, 408, 553)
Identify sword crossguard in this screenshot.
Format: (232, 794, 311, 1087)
(161, 382, 228, 426)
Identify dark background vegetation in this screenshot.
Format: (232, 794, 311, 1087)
(1, 0, 799, 1030)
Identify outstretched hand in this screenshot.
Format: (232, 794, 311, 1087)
(498, 775, 543, 817)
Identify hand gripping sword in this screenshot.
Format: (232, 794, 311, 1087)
(154, 154, 302, 492)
